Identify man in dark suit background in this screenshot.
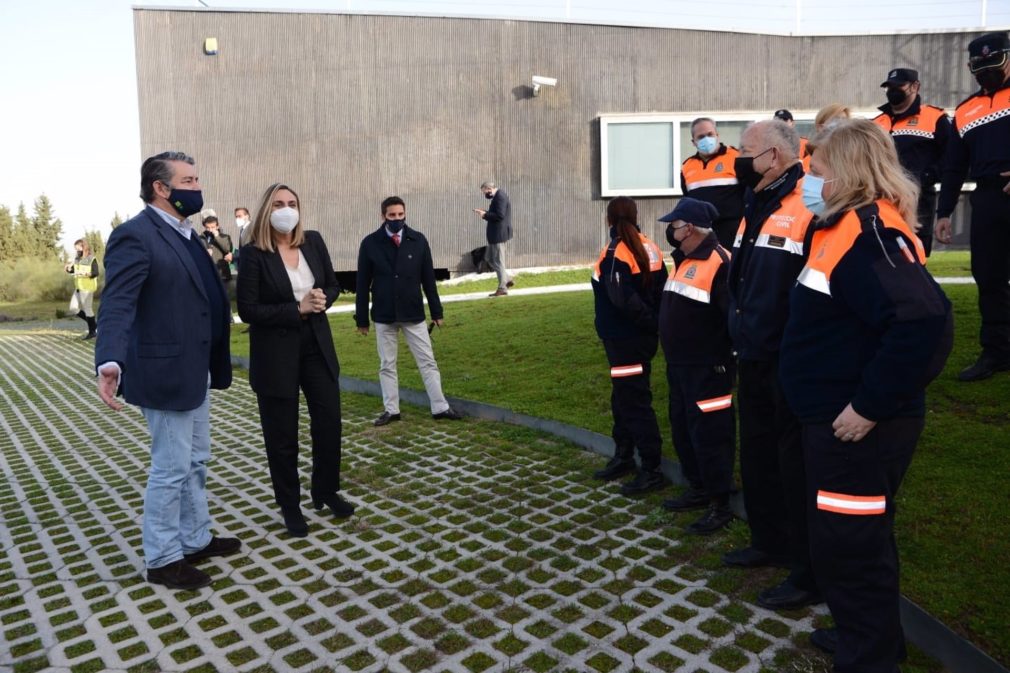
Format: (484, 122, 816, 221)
(355, 195, 462, 426)
(473, 180, 513, 297)
(96, 151, 241, 591)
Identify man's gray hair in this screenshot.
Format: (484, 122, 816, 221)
(480, 180, 497, 190)
(690, 117, 716, 135)
(764, 120, 801, 160)
(140, 151, 195, 203)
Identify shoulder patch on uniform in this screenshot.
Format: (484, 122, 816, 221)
(684, 264, 698, 279)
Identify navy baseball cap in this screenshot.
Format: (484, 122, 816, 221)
(968, 32, 1010, 72)
(880, 68, 919, 87)
(659, 198, 719, 226)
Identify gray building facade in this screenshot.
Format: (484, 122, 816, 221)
(134, 8, 978, 272)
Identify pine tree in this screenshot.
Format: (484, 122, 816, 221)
(12, 203, 34, 257)
(30, 195, 63, 259)
(83, 230, 105, 263)
(110, 212, 124, 229)
(0, 206, 14, 262)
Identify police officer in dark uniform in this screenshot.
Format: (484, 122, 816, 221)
(873, 68, 951, 256)
(680, 118, 745, 248)
(657, 198, 736, 535)
(936, 31, 1010, 381)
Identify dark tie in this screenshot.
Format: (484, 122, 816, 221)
(393, 233, 400, 247)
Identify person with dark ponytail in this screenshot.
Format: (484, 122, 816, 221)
(590, 196, 669, 496)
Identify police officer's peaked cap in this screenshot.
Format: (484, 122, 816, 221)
(968, 32, 1010, 71)
(659, 198, 719, 226)
(880, 68, 919, 87)
(773, 109, 794, 122)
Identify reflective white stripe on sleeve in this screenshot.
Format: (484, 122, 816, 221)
(665, 280, 711, 304)
(797, 266, 831, 295)
(755, 233, 804, 255)
(891, 129, 935, 139)
(816, 490, 886, 515)
(611, 364, 644, 378)
(696, 394, 732, 412)
(686, 177, 739, 190)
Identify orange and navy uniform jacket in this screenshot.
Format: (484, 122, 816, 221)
(727, 163, 814, 360)
(938, 77, 1010, 217)
(592, 228, 666, 340)
(680, 144, 745, 229)
(779, 200, 953, 424)
(658, 232, 733, 366)
(873, 96, 951, 188)
(800, 137, 812, 173)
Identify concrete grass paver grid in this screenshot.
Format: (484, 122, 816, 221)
(0, 333, 831, 673)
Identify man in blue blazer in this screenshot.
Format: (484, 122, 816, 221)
(96, 151, 240, 591)
(473, 180, 514, 297)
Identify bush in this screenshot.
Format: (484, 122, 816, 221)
(0, 257, 78, 302)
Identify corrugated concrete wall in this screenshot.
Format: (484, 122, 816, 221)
(134, 9, 976, 270)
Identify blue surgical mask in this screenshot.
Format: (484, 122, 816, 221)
(385, 219, 405, 234)
(802, 175, 826, 216)
(696, 136, 719, 155)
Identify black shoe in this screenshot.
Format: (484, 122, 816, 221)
(619, 469, 668, 496)
(593, 455, 636, 481)
(662, 487, 709, 511)
(432, 407, 463, 420)
(957, 354, 1010, 382)
(757, 581, 823, 610)
(722, 546, 791, 569)
(282, 509, 309, 538)
(183, 536, 242, 564)
(686, 505, 734, 535)
(147, 559, 211, 590)
(313, 492, 356, 518)
(374, 411, 401, 426)
(810, 627, 839, 654)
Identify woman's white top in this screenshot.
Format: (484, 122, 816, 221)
(284, 249, 316, 302)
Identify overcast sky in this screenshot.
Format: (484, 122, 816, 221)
(1, 0, 1006, 250)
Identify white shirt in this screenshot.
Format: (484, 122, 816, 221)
(285, 249, 316, 302)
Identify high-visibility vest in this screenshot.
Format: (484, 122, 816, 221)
(73, 256, 98, 292)
(681, 146, 740, 191)
(663, 245, 731, 305)
(953, 91, 1010, 138)
(798, 199, 924, 296)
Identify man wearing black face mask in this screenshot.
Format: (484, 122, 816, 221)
(355, 195, 462, 426)
(872, 68, 951, 256)
(95, 151, 238, 591)
(936, 31, 1010, 381)
(723, 120, 820, 612)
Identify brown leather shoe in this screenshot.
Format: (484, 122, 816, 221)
(183, 536, 241, 564)
(147, 559, 211, 590)
(489, 288, 508, 297)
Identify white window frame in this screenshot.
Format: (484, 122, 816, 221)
(599, 110, 878, 197)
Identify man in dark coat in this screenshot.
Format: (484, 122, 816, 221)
(355, 195, 462, 426)
(473, 180, 513, 297)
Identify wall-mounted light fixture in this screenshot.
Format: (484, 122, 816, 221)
(531, 75, 557, 96)
(203, 38, 218, 55)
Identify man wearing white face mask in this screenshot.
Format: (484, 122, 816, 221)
(355, 196, 462, 426)
(680, 118, 745, 248)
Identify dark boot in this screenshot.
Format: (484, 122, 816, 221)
(662, 486, 709, 511)
(593, 448, 636, 481)
(313, 492, 355, 518)
(619, 468, 668, 496)
(282, 509, 309, 537)
(84, 316, 97, 340)
(957, 353, 1010, 381)
(685, 499, 734, 535)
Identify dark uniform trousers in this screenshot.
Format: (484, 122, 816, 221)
(804, 417, 923, 673)
(916, 186, 936, 257)
(256, 321, 343, 510)
(737, 357, 815, 590)
(603, 335, 663, 471)
(969, 183, 1010, 361)
(666, 363, 735, 496)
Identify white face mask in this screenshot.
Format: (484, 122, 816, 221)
(235, 217, 249, 228)
(270, 207, 299, 234)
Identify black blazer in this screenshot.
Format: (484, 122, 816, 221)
(483, 190, 513, 244)
(355, 225, 443, 327)
(237, 230, 341, 397)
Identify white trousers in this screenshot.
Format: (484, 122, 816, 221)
(69, 290, 94, 317)
(375, 321, 449, 415)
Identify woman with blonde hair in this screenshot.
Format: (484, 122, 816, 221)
(237, 183, 351, 537)
(802, 103, 852, 171)
(779, 118, 952, 671)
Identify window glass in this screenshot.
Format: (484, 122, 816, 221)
(606, 122, 675, 191)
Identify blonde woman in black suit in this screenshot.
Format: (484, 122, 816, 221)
(237, 183, 353, 537)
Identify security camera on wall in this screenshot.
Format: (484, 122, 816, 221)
(531, 75, 558, 96)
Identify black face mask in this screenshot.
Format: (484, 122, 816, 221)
(385, 219, 405, 234)
(975, 68, 1007, 93)
(734, 148, 772, 190)
(665, 224, 682, 249)
(885, 88, 908, 106)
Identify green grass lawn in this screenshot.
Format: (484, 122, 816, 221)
(0, 299, 68, 321)
(924, 249, 971, 277)
(232, 277, 1008, 665)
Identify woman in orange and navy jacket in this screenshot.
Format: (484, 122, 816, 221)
(779, 119, 953, 672)
(590, 196, 668, 497)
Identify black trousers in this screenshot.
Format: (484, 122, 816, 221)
(666, 362, 735, 497)
(603, 335, 662, 471)
(804, 416, 922, 673)
(737, 358, 815, 590)
(256, 322, 343, 511)
(969, 186, 1010, 361)
(915, 186, 936, 257)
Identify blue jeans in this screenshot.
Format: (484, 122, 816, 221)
(140, 389, 213, 569)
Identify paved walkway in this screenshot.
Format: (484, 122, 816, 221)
(0, 332, 830, 673)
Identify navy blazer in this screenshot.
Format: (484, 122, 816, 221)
(95, 206, 232, 411)
(483, 189, 513, 244)
(236, 230, 341, 397)
(355, 225, 443, 327)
